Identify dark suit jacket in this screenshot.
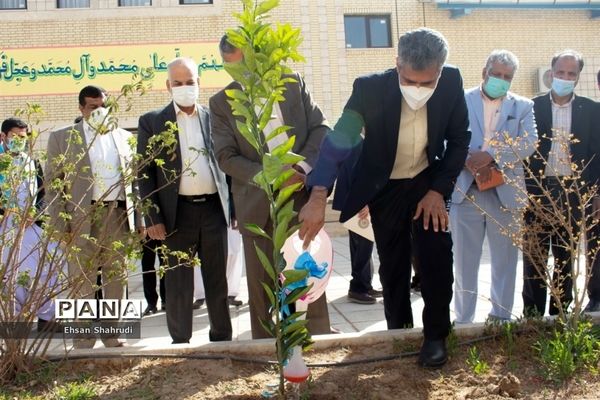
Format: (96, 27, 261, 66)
(137, 102, 230, 233)
(525, 93, 600, 190)
(210, 72, 328, 235)
(309, 66, 471, 222)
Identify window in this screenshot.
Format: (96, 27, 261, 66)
(57, 0, 90, 8)
(179, 0, 212, 4)
(344, 15, 392, 49)
(119, 0, 151, 5)
(0, 0, 26, 9)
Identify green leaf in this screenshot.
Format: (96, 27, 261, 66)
(280, 152, 304, 166)
(272, 168, 295, 192)
(235, 119, 259, 151)
(275, 183, 302, 209)
(273, 210, 291, 251)
(255, 243, 276, 281)
(282, 269, 308, 285)
(283, 311, 306, 321)
(282, 320, 309, 335)
(259, 317, 275, 337)
(262, 153, 284, 183)
(257, 98, 275, 133)
(252, 171, 269, 191)
(225, 88, 250, 103)
(244, 223, 271, 240)
(271, 135, 295, 157)
(256, 0, 279, 16)
(265, 124, 292, 142)
(261, 281, 276, 306)
(283, 286, 311, 305)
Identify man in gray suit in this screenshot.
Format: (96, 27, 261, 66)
(450, 50, 537, 324)
(137, 58, 232, 343)
(210, 35, 331, 339)
(46, 85, 142, 348)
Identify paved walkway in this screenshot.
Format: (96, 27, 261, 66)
(44, 232, 552, 355)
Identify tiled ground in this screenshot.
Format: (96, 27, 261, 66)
(45, 233, 589, 354)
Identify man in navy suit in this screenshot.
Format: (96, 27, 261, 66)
(299, 28, 470, 368)
(523, 50, 600, 316)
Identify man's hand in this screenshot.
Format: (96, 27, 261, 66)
(413, 190, 448, 232)
(357, 206, 369, 220)
(465, 151, 494, 174)
(475, 164, 493, 183)
(281, 166, 306, 190)
(298, 186, 328, 249)
(147, 223, 167, 241)
(138, 226, 147, 240)
(231, 218, 239, 230)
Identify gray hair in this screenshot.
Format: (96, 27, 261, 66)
(397, 27, 448, 71)
(167, 57, 198, 79)
(219, 34, 238, 56)
(484, 50, 519, 74)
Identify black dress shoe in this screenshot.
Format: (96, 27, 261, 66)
(143, 305, 158, 316)
(192, 299, 204, 309)
(228, 296, 243, 307)
(584, 299, 600, 312)
(368, 288, 384, 298)
(347, 291, 376, 304)
(161, 302, 166, 311)
(37, 318, 63, 333)
(418, 339, 448, 368)
(171, 339, 190, 344)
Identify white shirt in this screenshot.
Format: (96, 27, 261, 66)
(545, 95, 574, 177)
(174, 103, 218, 196)
(480, 88, 503, 152)
(83, 121, 124, 201)
(261, 102, 312, 174)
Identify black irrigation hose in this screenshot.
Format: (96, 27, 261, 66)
(45, 333, 502, 368)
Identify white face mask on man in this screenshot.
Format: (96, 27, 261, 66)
(171, 85, 199, 108)
(398, 83, 436, 111)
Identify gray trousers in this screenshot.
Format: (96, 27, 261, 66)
(450, 187, 521, 323)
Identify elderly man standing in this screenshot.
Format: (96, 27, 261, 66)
(523, 50, 600, 316)
(450, 50, 537, 324)
(210, 35, 331, 339)
(137, 58, 232, 344)
(299, 28, 470, 368)
(46, 85, 141, 348)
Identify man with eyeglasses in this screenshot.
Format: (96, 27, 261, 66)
(299, 28, 470, 368)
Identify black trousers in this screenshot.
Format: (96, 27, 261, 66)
(141, 239, 166, 308)
(522, 178, 581, 316)
(369, 170, 453, 340)
(348, 231, 375, 294)
(587, 222, 600, 301)
(164, 196, 231, 342)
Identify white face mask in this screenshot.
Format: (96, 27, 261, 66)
(399, 83, 435, 110)
(87, 106, 109, 131)
(171, 85, 199, 108)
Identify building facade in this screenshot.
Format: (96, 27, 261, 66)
(1, 0, 599, 137)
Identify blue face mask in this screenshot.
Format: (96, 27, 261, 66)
(7, 137, 27, 153)
(483, 76, 510, 99)
(551, 77, 575, 97)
